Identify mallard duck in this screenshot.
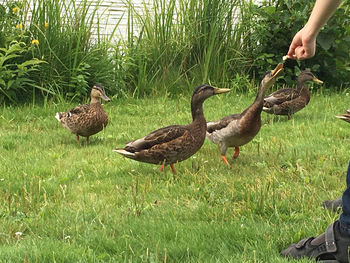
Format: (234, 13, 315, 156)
(114, 84, 230, 174)
(262, 70, 323, 119)
(335, 109, 350, 123)
(206, 63, 284, 167)
(55, 84, 110, 143)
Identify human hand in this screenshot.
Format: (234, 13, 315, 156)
(286, 27, 317, 60)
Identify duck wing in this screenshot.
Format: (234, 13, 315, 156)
(68, 104, 91, 115)
(264, 88, 300, 106)
(125, 125, 188, 152)
(207, 114, 240, 133)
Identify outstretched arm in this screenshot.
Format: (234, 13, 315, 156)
(287, 0, 342, 60)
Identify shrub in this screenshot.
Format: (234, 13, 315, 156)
(0, 41, 45, 104)
(1, 0, 349, 104)
(0, 1, 50, 104)
(0, 0, 120, 103)
(242, 0, 350, 87)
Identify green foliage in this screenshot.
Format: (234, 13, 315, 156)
(0, 0, 24, 47)
(1, 0, 349, 103)
(0, 41, 45, 103)
(243, 0, 350, 87)
(123, 0, 252, 96)
(27, 0, 119, 100)
(0, 0, 119, 103)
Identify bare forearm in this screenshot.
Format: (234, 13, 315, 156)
(304, 0, 342, 37)
(287, 0, 342, 59)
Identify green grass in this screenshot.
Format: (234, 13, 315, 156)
(0, 88, 349, 262)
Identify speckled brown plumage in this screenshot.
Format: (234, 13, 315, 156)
(206, 63, 284, 167)
(114, 84, 230, 173)
(336, 109, 350, 123)
(263, 70, 323, 119)
(55, 84, 110, 143)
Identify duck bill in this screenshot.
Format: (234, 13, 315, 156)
(213, 88, 231, 94)
(102, 93, 111, 101)
(271, 63, 284, 78)
(313, 77, 323, 84)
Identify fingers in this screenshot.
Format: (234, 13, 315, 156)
(295, 47, 307, 60)
(286, 28, 316, 60)
(287, 41, 299, 58)
(287, 41, 315, 60)
(287, 33, 302, 59)
(302, 42, 315, 59)
(293, 44, 315, 60)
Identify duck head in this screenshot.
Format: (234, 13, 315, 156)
(260, 63, 284, 91)
(298, 70, 323, 85)
(91, 84, 111, 102)
(191, 84, 230, 105)
(191, 84, 230, 119)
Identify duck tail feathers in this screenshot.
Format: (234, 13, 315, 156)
(55, 112, 63, 122)
(113, 149, 135, 157)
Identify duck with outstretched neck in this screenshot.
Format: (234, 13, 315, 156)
(206, 63, 284, 167)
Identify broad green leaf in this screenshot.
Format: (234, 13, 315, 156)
(317, 33, 334, 51)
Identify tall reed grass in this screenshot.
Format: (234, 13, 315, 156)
(26, 0, 119, 100)
(124, 0, 253, 95)
(1, 0, 256, 102)
(5, 0, 347, 103)
(0, 0, 121, 103)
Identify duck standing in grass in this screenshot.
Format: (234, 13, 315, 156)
(55, 84, 110, 143)
(262, 70, 323, 119)
(114, 84, 230, 174)
(206, 63, 284, 167)
(336, 109, 350, 123)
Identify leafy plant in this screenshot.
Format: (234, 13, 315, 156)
(0, 41, 45, 103)
(1, 0, 348, 104)
(25, 0, 121, 101)
(0, 1, 22, 47)
(242, 0, 350, 87)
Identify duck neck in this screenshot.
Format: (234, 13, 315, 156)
(255, 84, 267, 107)
(297, 79, 306, 91)
(241, 84, 266, 121)
(90, 97, 101, 105)
(191, 100, 206, 123)
(298, 81, 310, 103)
(250, 84, 266, 111)
(297, 80, 310, 96)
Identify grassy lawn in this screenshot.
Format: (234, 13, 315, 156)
(0, 88, 349, 262)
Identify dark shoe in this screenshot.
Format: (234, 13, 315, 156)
(281, 220, 350, 262)
(323, 197, 343, 212)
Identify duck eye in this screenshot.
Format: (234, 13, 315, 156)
(264, 71, 271, 77)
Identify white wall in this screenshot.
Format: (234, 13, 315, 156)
(0, 0, 148, 40)
(81, 0, 148, 41)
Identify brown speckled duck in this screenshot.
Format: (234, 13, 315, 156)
(336, 109, 350, 123)
(206, 63, 283, 167)
(55, 84, 110, 143)
(263, 70, 323, 119)
(114, 84, 230, 174)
